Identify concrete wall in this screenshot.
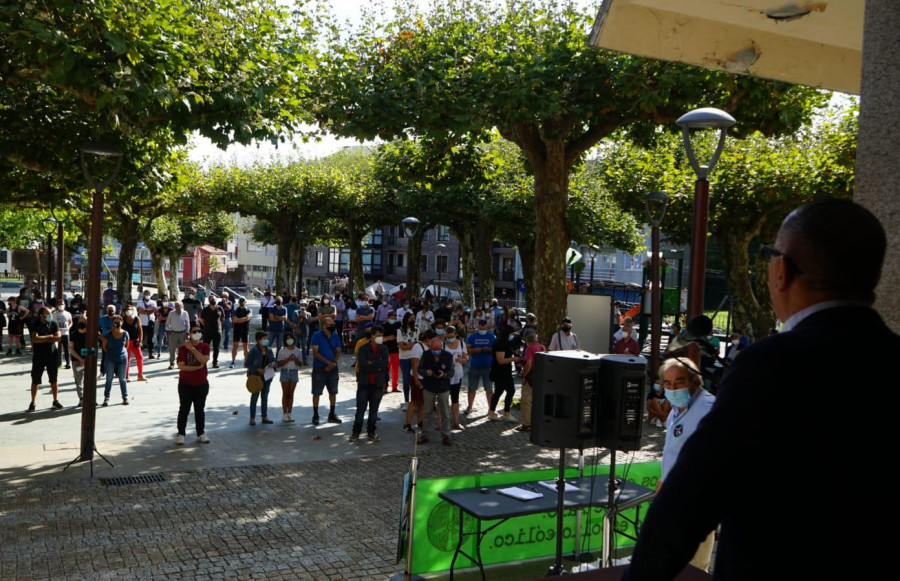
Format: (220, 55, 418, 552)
(856, 0, 900, 333)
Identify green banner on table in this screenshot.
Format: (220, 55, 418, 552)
(410, 461, 661, 575)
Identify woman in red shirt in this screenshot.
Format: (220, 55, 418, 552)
(176, 324, 211, 445)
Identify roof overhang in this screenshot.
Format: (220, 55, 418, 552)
(588, 0, 863, 94)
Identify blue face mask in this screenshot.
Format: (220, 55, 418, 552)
(431, 349, 442, 356)
(477, 329, 487, 336)
(435, 328, 445, 335)
(665, 388, 691, 408)
(509, 334, 516, 341)
(261, 339, 270, 347)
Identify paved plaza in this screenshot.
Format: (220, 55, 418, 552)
(0, 330, 665, 580)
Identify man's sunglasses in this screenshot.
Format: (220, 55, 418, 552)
(760, 244, 803, 274)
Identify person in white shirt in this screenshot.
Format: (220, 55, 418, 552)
(548, 317, 579, 351)
(276, 332, 303, 422)
(137, 291, 158, 359)
(165, 301, 190, 370)
(415, 304, 435, 332)
(52, 299, 73, 369)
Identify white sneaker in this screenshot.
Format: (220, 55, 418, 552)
(488, 411, 500, 421)
(283, 413, 289, 422)
(175, 434, 185, 446)
(287, 413, 294, 422)
(656, 418, 665, 428)
(197, 433, 210, 444)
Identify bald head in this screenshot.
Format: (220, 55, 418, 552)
(776, 199, 886, 303)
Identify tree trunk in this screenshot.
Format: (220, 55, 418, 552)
(718, 231, 773, 341)
(296, 241, 305, 299)
(517, 237, 537, 314)
(474, 223, 495, 304)
(406, 226, 427, 300)
(116, 216, 140, 304)
(151, 251, 168, 297)
(168, 252, 182, 299)
(456, 229, 476, 307)
(532, 142, 571, 347)
(273, 221, 296, 298)
(348, 226, 365, 297)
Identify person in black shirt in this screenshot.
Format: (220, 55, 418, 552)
(69, 316, 88, 407)
(382, 310, 401, 393)
(198, 297, 224, 368)
(182, 289, 202, 326)
(489, 325, 522, 422)
(230, 297, 251, 369)
(27, 307, 63, 412)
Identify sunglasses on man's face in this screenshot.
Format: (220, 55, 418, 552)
(760, 244, 803, 274)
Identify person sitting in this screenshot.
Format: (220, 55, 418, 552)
(612, 324, 640, 355)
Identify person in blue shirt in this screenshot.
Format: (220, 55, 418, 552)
(267, 296, 288, 351)
(244, 330, 274, 425)
(100, 315, 130, 406)
(464, 318, 495, 416)
(310, 317, 342, 425)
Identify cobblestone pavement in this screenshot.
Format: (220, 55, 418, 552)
(0, 330, 665, 580)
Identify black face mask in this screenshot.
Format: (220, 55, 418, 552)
(77, 324, 87, 332)
(326, 325, 336, 332)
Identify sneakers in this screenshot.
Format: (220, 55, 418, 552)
(349, 433, 360, 442)
(515, 424, 531, 432)
(402, 424, 415, 433)
(197, 433, 210, 444)
(51, 400, 63, 410)
(212, 363, 219, 369)
(286, 413, 294, 423)
(451, 423, 466, 431)
(4, 349, 11, 356)
(391, 388, 400, 393)
(26, 402, 35, 413)
(442, 435, 452, 446)
(229, 362, 235, 369)
(175, 434, 185, 445)
(16, 349, 23, 356)
(312, 414, 320, 425)
(417, 434, 430, 444)
(655, 418, 665, 428)
(503, 412, 516, 423)
(122, 397, 129, 405)
(168, 365, 174, 370)
(488, 411, 500, 421)
(102, 398, 109, 407)
(249, 419, 256, 426)
(463, 407, 473, 415)
(327, 414, 342, 424)
(368, 433, 380, 442)
(64, 364, 70, 369)
(283, 413, 290, 422)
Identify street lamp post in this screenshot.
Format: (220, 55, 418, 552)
(74, 143, 123, 470)
(587, 245, 599, 290)
(402, 217, 420, 298)
(436, 243, 446, 300)
(676, 108, 735, 363)
(644, 191, 670, 382)
(42, 218, 56, 300)
(138, 246, 150, 288)
(296, 227, 306, 300)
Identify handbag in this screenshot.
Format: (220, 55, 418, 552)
(246, 374, 263, 393)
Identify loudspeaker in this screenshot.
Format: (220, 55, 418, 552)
(530, 350, 603, 449)
(596, 354, 647, 451)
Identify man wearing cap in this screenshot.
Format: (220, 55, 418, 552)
(548, 318, 579, 351)
(464, 317, 495, 415)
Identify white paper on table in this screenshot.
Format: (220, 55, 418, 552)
(538, 480, 581, 493)
(497, 487, 543, 501)
(263, 366, 276, 381)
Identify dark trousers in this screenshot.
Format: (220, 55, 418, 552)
(202, 331, 221, 365)
(490, 375, 516, 412)
(142, 322, 154, 352)
(60, 335, 70, 366)
(177, 382, 209, 436)
(353, 383, 384, 436)
(260, 308, 269, 331)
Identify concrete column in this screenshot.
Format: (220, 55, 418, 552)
(856, 0, 900, 332)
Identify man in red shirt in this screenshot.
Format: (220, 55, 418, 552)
(176, 324, 211, 445)
(612, 323, 641, 355)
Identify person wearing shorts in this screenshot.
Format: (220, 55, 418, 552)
(465, 318, 495, 415)
(404, 329, 435, 435)
(230, 297, 251, 368)
(443, 325, 468, 430)
(276, 332, 303, 422)
(26, 307, 62, 412)
(310, 317, 342, 425)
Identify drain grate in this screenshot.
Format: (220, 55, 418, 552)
(101, 474, 166, 487)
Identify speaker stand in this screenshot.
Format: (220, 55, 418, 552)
(546, 447, 569, 576)
(601, 450, 622, 567)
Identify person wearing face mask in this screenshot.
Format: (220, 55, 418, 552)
(415, 302, 434, 332)
(516, 329, 545, 433)
(5, 296, 29, 356)
(406, 328, 435, 437)
(98, 304, 117, 376)
(26, 307, 63, 412)
(310, 317, 343, 425)
(375, 296, 392, 324)
(725, 330, 749, 364)
(398, 312, 419, 416)
(382, 310, 401, 393)
(442, 325, 468, 431)
(464, 318, 495, 416)
(350, 325, 389, 442)
(245, 331, 275, 425)
(52, 299, 73, 369)
(419, 336, 455, 446)
(613, 323, 641, 355)
(331, 294, 346, 338)
(219, 291, 233, 350)
(488, 325, 522, 422)
(121, 305, 146, 382)
(354, 295, 375, 327)
(645, 377, 671, 429)
(230, 298, 252, 369)
(137, 291, 157, 359)
(155, 295, 172, 358)
(166, 301, 190, 370)
(318, 293, 336, 328)
(100, 315, 130, 406)
(182, 288, 202, 327)
(69, 315, 89, 407)
(199, 297, 225, 368)
(653, 358, 716, 569)
(265, 296, 287, 351)
(548, 317, 579, 351)
(175, 325, 211, 445)
(276, 331, 303, 422)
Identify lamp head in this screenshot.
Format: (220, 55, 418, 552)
(402, 217, 420, 238)
(644, 191, 670, 227)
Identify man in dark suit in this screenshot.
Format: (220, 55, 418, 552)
(351, 325, 389, 443)
(625, 199, 899, 580)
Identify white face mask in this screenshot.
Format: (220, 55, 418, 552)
(191, 332, 202, 341)
(125, 309, 134, 317)
(374, 336, 383, 345)
(286, 339, 295, 346)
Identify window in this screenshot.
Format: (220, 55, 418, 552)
(315, 250, 324, 267)
(420, 254, 428, 273)
(623, 253, 643, 271)
(363, 229, 383, 246)
(0, 250, 7, 263)
(397, 253, 405, 268)
(458, 256, 464, 279)
(396, 225, 406, 239)
(437, 254, 448, 274)
(328, 248, 350, 274)
(362, 249, 382, 273)
(437, 225, 450, 242)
